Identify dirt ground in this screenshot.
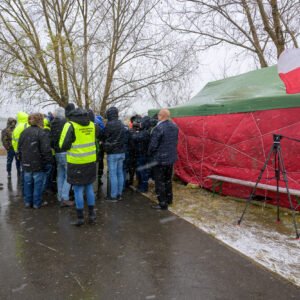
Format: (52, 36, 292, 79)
(0, 148, 6, 156)
(141, 179, 300, 287)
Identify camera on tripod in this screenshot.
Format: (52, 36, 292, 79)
(273, 134, 282, 144)
(238, 133, 300, 239)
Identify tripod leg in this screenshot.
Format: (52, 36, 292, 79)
(274, 152, 280, 222)
(238, 144, 275, 225)
(278, 148, 300, 239)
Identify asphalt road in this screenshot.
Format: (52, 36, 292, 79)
(0, 156, 299, 300)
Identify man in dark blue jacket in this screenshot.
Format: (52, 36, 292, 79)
(148, 109, 178, 210)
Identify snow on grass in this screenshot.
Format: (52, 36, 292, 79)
(146, 181, 300, 287)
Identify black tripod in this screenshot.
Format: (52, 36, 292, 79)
(238, 134, 300, 239)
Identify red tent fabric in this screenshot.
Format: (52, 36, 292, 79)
(173, 108, 300, 210)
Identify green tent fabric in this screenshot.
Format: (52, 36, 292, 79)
(149, 66, 300, 117)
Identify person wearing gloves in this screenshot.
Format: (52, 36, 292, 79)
(59, 108, 101, 226)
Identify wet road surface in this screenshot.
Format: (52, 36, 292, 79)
(0, 157, 299, 299)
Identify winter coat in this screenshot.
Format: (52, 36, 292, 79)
(103, 107, 126, 154)
(59, 108, 101, 185)
(148, 120, 179, 166)
(18, 126, 53, 172)
(129, 128, 150, 157)
(1, 118, 16, 151)
(12, 112, 29, 152)
(50, 117, 66, 153)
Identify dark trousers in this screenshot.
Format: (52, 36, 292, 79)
(136, 156, 149, 192)
(98, 147, 104, 183)
(153, 164, 173, 208)
(7, 148, 21, 173)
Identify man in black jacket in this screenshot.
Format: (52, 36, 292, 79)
(129, 116, 151, 192)
(18, 113, 53, 209)
(50, 107, 72, 207)
(148, 109, 179, 210)
(103, 107, 126, 201)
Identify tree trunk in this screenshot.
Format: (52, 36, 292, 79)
(241, 0, 268, 68)
(270, 0, 285, 57)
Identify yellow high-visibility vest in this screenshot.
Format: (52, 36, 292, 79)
(60, 121, 96, 165)
(12, 123, 28, 151)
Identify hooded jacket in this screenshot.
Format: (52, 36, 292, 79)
(18, 114, 53, 172)
(129, 116, 151, 157)
(59, 108, 101, 185)
(103, 107, 126, 154)
(12, 112, 29, 152)
(1, 118, 17, 151)
(50, 116, 67, 154)
(65, 103, 75, 119)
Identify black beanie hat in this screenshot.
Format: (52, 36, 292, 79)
(65, 103, 75, 118)
(87, 109, 95, 122)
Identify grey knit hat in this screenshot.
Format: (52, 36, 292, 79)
(54, 107, 65, 119)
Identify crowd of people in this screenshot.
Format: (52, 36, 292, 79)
(1, 105, 179, 226)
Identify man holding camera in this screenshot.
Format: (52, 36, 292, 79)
(148, 109, 178, 210)
(129, 115, 151, 192)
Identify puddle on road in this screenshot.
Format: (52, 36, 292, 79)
(146, 181, 300, 287)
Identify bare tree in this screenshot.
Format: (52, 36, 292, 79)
(0, 0, 197, 113)
(94, 0, 197, 115)
(163, 0, 300, 68)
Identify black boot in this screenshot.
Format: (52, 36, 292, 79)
(88, 206, 96, 224)
(72, 209, 84, 226)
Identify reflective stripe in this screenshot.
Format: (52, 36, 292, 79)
(67, 150, 96, 157)
(71, 142, 95, 149)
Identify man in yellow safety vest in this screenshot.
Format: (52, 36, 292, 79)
(59, 107, 101, 226)
(12, 112, 29, 153)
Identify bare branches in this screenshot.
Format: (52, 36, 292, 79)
(0, 0, 198, 112)
(164, 0, 300, 68)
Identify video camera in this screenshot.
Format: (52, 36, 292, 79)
(131, 115, 142, 131)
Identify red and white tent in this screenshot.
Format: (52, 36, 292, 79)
(278, 48, 300, 94)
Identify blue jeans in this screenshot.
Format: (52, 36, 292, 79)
(136, 156, 149, 192)
(107, 153, 125, 198)
(56, 153, 71, 201)
(73, 184, 95, 209)
(7, 148, 20, 173)
(23, 171, 44, 207)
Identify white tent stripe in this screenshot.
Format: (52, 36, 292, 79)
(278, 48, 300, 73)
